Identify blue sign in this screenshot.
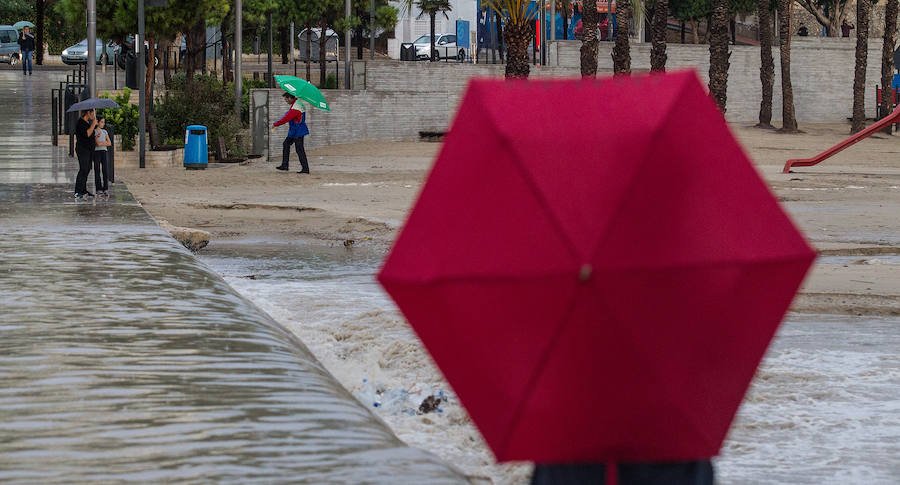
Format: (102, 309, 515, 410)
(456, 20, 470, 48)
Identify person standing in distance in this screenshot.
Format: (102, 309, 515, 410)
(93, 115, 112, 196)
(17, 26, 34, 76)
(271, 93, 310, 174)
(74, 109, 97, 198)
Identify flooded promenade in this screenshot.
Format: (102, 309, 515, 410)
(0, 72, 467, 483)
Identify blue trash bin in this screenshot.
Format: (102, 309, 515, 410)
(184, 125, 208, 169)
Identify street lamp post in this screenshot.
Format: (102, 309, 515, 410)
(87, 0, 96, 98)
(138, 0, 146, 168)
(344, 0, 351, 89)
(235, 0, 242, 119)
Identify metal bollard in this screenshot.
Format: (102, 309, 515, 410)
(51, 90, 58, 146)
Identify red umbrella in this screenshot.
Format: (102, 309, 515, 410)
(378, 71, 815, 464)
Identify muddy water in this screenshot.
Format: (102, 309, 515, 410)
(200, 241, 900, 485)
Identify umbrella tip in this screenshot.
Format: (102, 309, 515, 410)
(579, 264, 593, 282)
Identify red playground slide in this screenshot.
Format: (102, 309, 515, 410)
(783, 105, 900, 173)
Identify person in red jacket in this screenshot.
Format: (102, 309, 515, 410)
(271, 93, 310, 173)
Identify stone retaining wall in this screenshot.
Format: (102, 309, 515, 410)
(258, 40, 890, 156)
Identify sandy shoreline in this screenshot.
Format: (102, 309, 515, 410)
(119, 123, 900, 317)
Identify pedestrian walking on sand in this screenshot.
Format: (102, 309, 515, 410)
(272, 93, 310, 174)
(17, 26, 34, 75)
(74, 109, 97, 198)
(93, 115, 111, 196)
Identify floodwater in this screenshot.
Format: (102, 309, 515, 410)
(0, 71, 467, 484)
(200, 240, 900, 485)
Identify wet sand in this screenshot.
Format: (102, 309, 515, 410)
(120, 123, 900, 317)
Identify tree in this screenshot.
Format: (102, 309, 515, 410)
(612, 0, 632, 74)
(650, 0, 670, 71)
(778, 0, 797, 132)
(672, 0, 710, 44)
(757, 0, 775, 128)
(881, 0, 898, 127)
(581, 0, 600, 76)
(708, 0, 729, 111)
(36, 0, 45, 64)
(484, 0, 537, 78)
(795, 0, 852, 37)
(851, 0, 871, 133)
(416, 0, 451, 62)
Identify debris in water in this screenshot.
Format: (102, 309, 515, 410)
(418, 395, 443, 414)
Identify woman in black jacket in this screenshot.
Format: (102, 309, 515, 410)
(74, 110, 97, 198)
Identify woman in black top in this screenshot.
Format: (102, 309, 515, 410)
(74, 109, 98, 198)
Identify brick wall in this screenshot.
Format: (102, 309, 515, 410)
(257, 40, 890, 155)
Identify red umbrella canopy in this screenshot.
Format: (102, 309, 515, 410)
(378, 71, 815, 464)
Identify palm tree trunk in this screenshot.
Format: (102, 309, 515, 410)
(851, 0, 871, 133)
(690, 19, 699, 44)
(281, 27, 289, 64)
(581, 0, 600, 76)
(612, 0, 631, 74)
(650, 0, 669, 72)
(145, 34, 155, 125)
(708, 0, 730, 112)
(430, 13, 437, 61)
(504, 23, 531, 78)
(881, 0, 898, 126)
(757, 0, 775, 128)
(778, 0, 798, 132)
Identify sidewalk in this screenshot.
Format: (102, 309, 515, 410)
(0, 71, 466, 483)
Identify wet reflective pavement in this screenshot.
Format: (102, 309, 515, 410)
(0, 72, 467, 483)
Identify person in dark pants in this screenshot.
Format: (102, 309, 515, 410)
(17, 26, 34, 75)
(74, 109, 98, 198)
(271, 93, 310, 174)
(531, 460, 714, 485)
(93, 116, 111, 196)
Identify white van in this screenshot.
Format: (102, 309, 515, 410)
(0, 25, 21, 66)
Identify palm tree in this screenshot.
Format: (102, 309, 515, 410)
(881, 0, 898, 127)
(708, 0, 729, 111)
(485, 0, 539, 78)
(582, 0, 600, 76)
(650, 0, 669, 72)
(851, 0, 871, 133)
(757, 0, 775, 128)
(612, 0, 632, 74)
(778, 0, 797, 132)
(416, 0, 452, 62)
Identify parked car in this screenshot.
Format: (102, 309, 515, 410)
(0, 25, 21, 66)
(413, 33, 465, 61)
(114, 37, 160, 68)
(62, 38, 117, 65)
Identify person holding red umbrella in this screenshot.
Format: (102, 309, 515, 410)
(379, 72, 815, 485)
(531, 461, 713, 484)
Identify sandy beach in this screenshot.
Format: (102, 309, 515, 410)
(117, 123, 900, 483)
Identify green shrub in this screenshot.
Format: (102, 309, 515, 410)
(322, 73, 338, 90)
(153, 73, 243, 156)
(99, 88, 138, 151)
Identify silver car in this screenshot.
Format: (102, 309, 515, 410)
(413, 34, 465, 61)
(0, 26, 21, 66)
(62, 38, 116, 65)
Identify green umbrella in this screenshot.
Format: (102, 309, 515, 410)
(13, 21, 36, 31)
(274, 75, 331, 112)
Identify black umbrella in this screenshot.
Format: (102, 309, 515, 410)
(66, 98, 120, 113)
